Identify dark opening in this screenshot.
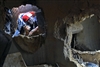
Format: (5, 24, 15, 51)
(71, 16, 100, 51)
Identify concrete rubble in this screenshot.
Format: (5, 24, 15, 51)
(3, 52, 55, 67)
(3, 52, 27, 67)
(54, 7, 100, 67)
(1, 0, 100, 67)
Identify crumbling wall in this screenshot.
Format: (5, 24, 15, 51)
(54, 0, 100, 67)
(1, 0, 100, 67)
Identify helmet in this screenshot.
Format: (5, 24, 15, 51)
(29, 11, 36, 16)
(22, 15, 29, 22)
(22, 11, 36, 22)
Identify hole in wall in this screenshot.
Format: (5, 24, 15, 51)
(71, 15, 100, 51)
(4, 4, 46, 53)
(54, 12, 100, 67)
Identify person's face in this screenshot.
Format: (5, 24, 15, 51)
(28, 16, 36, 24)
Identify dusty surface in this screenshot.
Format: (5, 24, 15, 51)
(3, 52, 27, 67)
(3, 52, 54, 67)
(0, 0, 100, 67)
(54, 1, 100, 67)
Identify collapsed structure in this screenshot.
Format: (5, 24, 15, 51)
(1, 0, 100, 67)
(54, 4, 100, 67)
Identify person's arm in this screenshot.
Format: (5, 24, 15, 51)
(28, 26, 39, 36)
(17, 13, 26, 30)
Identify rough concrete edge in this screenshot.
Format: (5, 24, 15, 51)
(54, 14, 99, 67)
(64, 14, 99, 67)
(3, 52, 27, 67)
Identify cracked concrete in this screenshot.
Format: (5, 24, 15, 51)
(1, 0, 100, 67)
(54, 9, 100, 67)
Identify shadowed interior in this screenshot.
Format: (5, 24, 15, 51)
(71, 16, 100, 51)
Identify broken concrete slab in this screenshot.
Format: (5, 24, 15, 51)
(3, 52, 27, 67)
(54, 9, 100, 67)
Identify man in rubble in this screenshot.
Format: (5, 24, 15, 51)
(12, 11, 39, 37)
